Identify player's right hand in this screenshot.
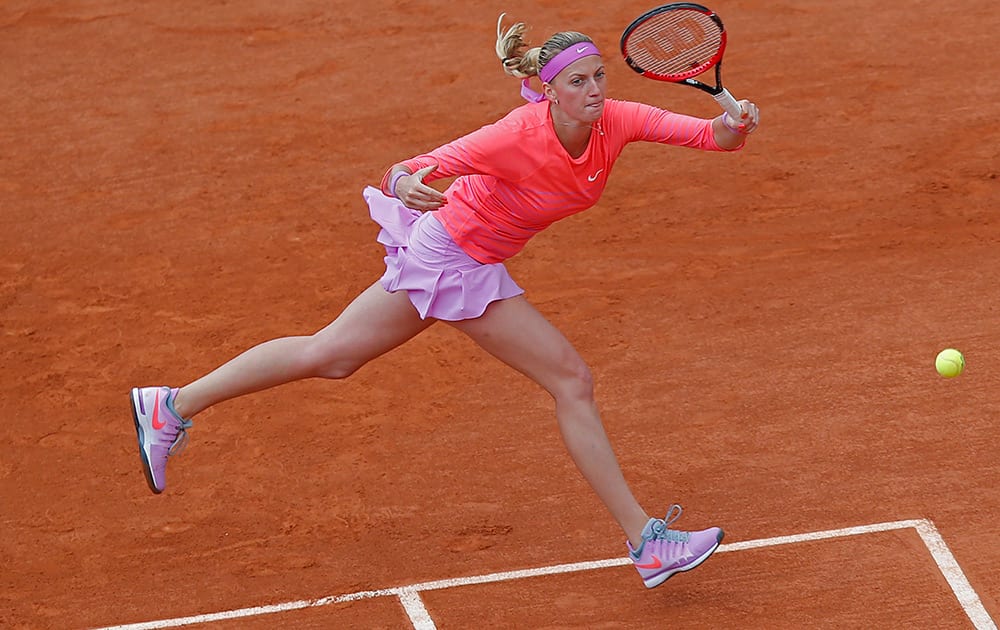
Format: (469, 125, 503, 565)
(395, 165, 447, 211)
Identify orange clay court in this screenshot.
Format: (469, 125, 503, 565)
(1, 1, 998, 628)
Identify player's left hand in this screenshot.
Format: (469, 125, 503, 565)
(725, 99, 760, 134)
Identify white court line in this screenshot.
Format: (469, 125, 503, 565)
(915, 520, 997, 630)
(96, 518, 996, 630)
(397, 591, 435, 630)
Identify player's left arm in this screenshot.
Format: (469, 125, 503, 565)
(608, 98, 758, 152)
(711, 99, 760, 149)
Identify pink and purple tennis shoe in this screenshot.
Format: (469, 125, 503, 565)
(628, 504, 724, 588)
(130, 386, 192, 494)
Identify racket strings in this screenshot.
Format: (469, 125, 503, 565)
(624, 12, 722, 78)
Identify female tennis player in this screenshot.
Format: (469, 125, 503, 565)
(131, 15, 759, 589)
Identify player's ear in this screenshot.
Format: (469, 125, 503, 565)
(543, 83, 559, 104)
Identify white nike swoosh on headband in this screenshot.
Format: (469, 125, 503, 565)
(576, 46, 589, 53)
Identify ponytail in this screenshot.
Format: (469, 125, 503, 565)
(495, 13, 541, 79)
(494, 14, 595, 82)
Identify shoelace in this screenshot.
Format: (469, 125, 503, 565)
(167, 419, 194, 456)
(647, 504, 691, 543)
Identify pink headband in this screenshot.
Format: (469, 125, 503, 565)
(520, 41, 601, 103)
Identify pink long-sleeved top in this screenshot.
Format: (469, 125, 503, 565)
(381, 99, 740, 264)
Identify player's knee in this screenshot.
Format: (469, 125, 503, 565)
(550, 357, 595, 403)
(315, 359, 360, 380)
(301, 338, 362, 380)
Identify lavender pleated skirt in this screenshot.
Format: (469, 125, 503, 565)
(363, 186, 524, 321)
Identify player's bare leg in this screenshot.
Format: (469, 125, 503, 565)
(448, 295, 650, 547)
(131, 282, 433, 493)
(174, 282, 435, 417)
(450, 295, 725, 588)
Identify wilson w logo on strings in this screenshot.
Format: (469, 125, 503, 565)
(638, 19, 707, 56)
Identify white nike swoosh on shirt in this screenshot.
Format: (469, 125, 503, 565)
(587, 169, 604, 182)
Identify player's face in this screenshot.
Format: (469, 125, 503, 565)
(547, 56, 606, 123)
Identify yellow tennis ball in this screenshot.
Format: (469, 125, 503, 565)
(935, 348, 965, 378)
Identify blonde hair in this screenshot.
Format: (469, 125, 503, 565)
(495, 13, 593, 81)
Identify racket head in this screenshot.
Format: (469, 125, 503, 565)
(620, 3, 727, 83)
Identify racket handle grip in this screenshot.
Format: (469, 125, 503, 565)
(713, 89, 743, 119)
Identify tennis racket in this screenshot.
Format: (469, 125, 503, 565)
(620, 3, 742, 118)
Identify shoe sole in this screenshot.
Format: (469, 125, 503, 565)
(643, 529, 724, 589)
(130, 388, 163, 494)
